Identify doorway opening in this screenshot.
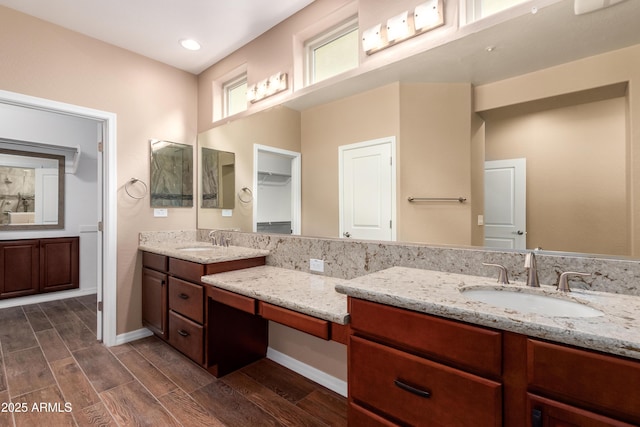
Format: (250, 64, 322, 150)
(0, 90, 117, 346)
(253, 145, 301, 235)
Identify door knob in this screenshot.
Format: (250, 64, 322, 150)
(514, 230, 526, 235)
(343, 232, 351, 238)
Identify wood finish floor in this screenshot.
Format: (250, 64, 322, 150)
(0, 295, 347, 426)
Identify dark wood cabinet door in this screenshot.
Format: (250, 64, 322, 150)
(142, 267, 168, 339)
(39, 237, 79, 292)
(0, 239, 40, 299)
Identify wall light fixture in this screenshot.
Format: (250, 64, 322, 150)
(247, 72, 288, 103)
(362, 0, 444, 55)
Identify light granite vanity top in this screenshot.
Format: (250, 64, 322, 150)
(336, 266, 640, 360)
(139, 241, 269, 264)
(201, 266, 349, 325)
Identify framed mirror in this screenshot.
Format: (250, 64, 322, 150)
(150, 139, 193, 207)
(0, 148, 64, 230)
(201, 147, 235, 209)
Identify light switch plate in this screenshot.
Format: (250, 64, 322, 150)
(310, 258, 324, 273)
(477, 214, 484, 226)
(154, 208, 168, 217)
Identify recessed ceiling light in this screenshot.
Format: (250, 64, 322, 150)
(180, 39, 201, 51)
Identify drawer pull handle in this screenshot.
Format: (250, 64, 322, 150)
(178, 293, 189, 300)
(394, 379, 431, 399)
(177, 329, 190, 337)
(531, 409, 542, 427)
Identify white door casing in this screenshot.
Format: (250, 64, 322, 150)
(339, 137, 396, 241)
(0, 89, 117, 346)
(484, 158, 526, 249)
(253, 144, 301, 235)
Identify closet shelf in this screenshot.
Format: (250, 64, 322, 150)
(258, 171, 291, 185)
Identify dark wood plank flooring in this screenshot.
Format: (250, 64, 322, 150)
(0, 295, 347, 426)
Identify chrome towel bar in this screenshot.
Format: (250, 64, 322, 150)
(407, 196, 467, 203)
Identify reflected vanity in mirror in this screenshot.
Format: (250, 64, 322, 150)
(0, 148, 64, 230)
(201, 147, 235, 209)
(150, 139, 193, 207)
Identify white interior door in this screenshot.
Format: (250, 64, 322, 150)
(484, 158, 526, 249)
(339, 137, 396, 241)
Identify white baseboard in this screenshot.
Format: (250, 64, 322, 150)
(267, 347, 348, 397)
(0, 287, 97, 310)
(114, 327, 154, 346)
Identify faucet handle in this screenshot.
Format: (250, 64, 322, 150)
(524, 252, 540, 288)
(557, 271, 591, 292)
(483, 263, 510, 284)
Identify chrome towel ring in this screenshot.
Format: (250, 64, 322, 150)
(125, 178, 148, 199)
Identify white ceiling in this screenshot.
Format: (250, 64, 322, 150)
(0, 0, 639, 97)
(0, 0, 315, 74)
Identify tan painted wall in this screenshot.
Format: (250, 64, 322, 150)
(398, 83, 472, 245)
(0, 6, 198, 334)
(484, 97, 628, 255)
(475, 44, 640, 255)
(300, 83, 401, 238)
(197, 106, 301, 231)
(197, 0, 355, 133)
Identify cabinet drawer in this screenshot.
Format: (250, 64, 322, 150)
(527, 394, 636, 427)
(349, 298, 502, 378)
(168, 277, 203, 323)
(209, 287, 257, 314)
(349, 336, 502, 427)
(168, 311, 204, 364)
(169, 258, 204, 283)
(142, 252, 168, 272)
(349, 402, 399, 426)
(259, 302, 329, 340)
(527, 339, 640, 424)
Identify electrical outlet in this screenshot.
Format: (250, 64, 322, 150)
(154, 208, 168, 217)
(310, 258, 324, 273)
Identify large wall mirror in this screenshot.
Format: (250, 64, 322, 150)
(0, 148, 64, 230)
(195, 1, 640, 259)
(150, 139, 193, 207)
(201, 147, 235, 209)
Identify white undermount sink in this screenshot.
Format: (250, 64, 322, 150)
(461, 287, 604, 318)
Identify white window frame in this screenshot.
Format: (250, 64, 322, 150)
(304, 17, 359, 86)
(223, 73, 248, 118)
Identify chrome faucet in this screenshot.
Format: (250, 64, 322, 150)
(483, 263, 509, 284)
(557, 271, 591, 292)
(524, 252, 540, 287)
(208, 230, 218, 246)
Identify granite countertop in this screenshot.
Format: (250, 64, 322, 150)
(139, 241, 269, 264)
(201, 266, 350, 325)
(335, 266, 640, 361)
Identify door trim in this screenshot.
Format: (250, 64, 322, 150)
(0, 89, 118, 346)
(253, 144, 302, 235)
(338, 136, 397, 241)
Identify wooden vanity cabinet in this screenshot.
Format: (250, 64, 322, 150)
(141, 250, 266, 370)
(526, 339, 640, 426)
(348, 297, 640, 427)
(348, 297, 503, 426)
(0, 237, 79, 299)
(142, 252, 168, 339)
